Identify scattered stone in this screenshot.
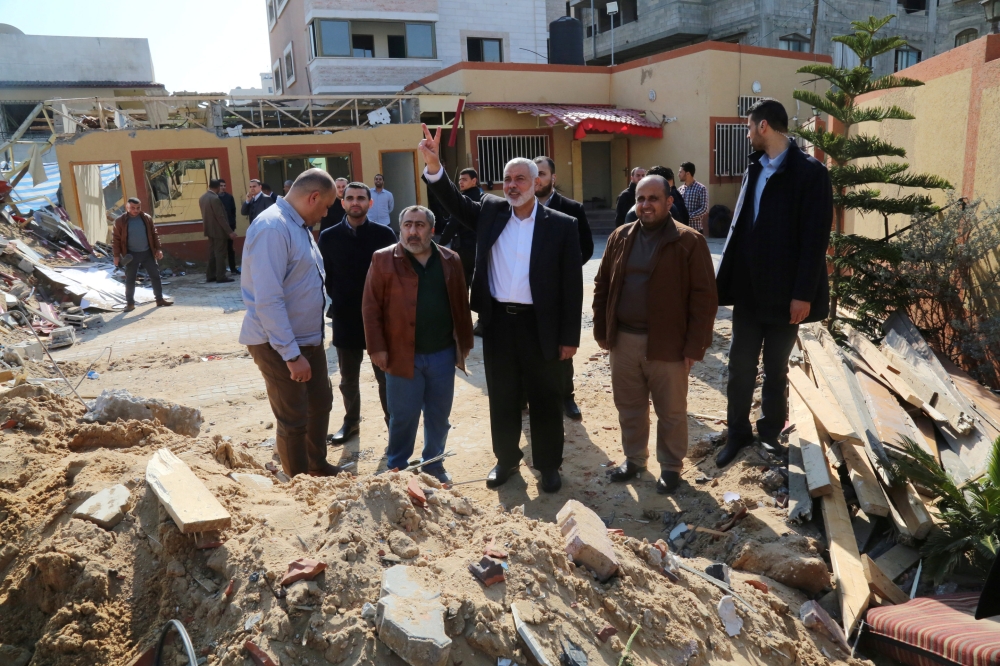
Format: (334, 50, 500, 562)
(72, 484, 130, 529)
(84, 388, 203, 436)
(556, 500, 620, 582)
(380, 565, 440, 601)
(468, 556, 505, 587)
(452, 497, 473, 516)
(285, 580, 321, 607)
(244, 641, 278, 666)
(800, 600, 850, 652)
(229, 473, 274, 491)
(388, 531, 420, 559)
(166, 560, 185, 577)
(745, 579, 769, 594)
(705, 563, 731, 586)
(145, 448, 232, 534)
(730, 538, 831, 595)
(717, 596, 743, 637)
(687, 435, 714, 458)
(407, 476, 427, 507)
(377, 595, 451, 666)
(245, 611, 263, 631)
(279, 558, 327, 586)
(760, 469, 785, 492)
(595, 625, 617, 643)
(769, 597, 789, 615)
(0, 644, 31, 666)
(362, 602, 377, 622)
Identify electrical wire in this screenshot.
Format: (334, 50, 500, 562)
(153, 619, 197, 666)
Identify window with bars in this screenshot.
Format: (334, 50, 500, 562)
(737, 96, 765, 118)
(714, 123, 751, 178)
(476, 134, 549, 185)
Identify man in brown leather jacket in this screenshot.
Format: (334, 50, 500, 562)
(112, 198, 172, 311)
(362, 205, 474, 484)
(593, 175, 718, 494)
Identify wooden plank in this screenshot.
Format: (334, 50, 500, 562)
(802, 334, 869, 433)
(881, 347, 966, 432)
(821, 457, 872, 635)
(839, 440, 891, 516)
(874, 544, 921, 581)
(934, 351, 1000, 438)
(886, 482, 932, 540)
(790, 389, 833, 498)
(788, 365, 858, 443)
(845, 325, 943, 419)
(862, 554, 910, 605)
(145, 448, 231, 534)
(787, 428, 813, 523)
(908, 408, 941, 463)
(856, 371, 927, 452)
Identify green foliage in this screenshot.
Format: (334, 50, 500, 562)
(894, 436, 1000, 585)
(828, 232, 909, 338)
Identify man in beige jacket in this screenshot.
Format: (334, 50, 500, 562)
(200, 179, 237, 283)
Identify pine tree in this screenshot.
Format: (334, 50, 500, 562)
(792, 15, 952, 333)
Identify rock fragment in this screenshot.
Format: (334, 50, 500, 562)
(388, 531, 420, 559)
(72, 484, 130, 529)
(556, 500, 620, 582)
(468, 556, 505, 587)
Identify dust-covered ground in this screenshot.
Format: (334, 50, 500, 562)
(0, 239, 876, 666)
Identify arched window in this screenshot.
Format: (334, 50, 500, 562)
(955, 29, 978, 47)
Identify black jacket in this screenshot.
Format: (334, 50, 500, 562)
(241, 194, 274, 225)
(427, 171, 583, 360)
(544, 190, 593, 264)
(438, 187, 481, 249)
(318, 218, 397, 349)
(624, 184, 690, 227)
(615, 183, 636, 227)
(319, 199, 345, 233)
(218, 192, 237, 230)
(715, 139, 833, 324)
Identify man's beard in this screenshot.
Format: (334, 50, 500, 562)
(505, 190, 534, 208)
(403, 236, 431, 254)
(535, 183, 553, 200)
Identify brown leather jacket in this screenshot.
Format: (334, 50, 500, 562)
(593, 218, 718, 361)
(362, 243, 475, 379)
(112, 211, 161, 259)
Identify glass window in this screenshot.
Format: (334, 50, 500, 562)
(353, 34, 375, 58)
(779, 34, 810, 52)
(284, 50, 294, 83)
(405, 23, 435, 58)
(955, 29, 977, 47)
(258, 155, 353, 187)
(318, 20, 350, 56)
(895, 47, 921, 72)
(388, 34, 406, 58)
(468, 37, 502, 62)
(142, 159, 220, 224)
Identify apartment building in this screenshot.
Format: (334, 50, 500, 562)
(265, 0, 551, 94)
(569, 0, 986, 76)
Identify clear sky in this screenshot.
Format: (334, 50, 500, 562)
(0, 0, 272, 93)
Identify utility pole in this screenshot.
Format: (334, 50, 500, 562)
(608, 1, 619, 65)
(809, 0, 820, 54)
(591, 0, 597, 61)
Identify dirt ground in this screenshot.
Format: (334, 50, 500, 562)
(0, 240, 874, 666)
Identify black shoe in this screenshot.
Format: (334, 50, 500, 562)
(758, 436, 781, 454)
(206, 278, 217, 283)
(156, 299, 173, 307)
(308, 461, 341, 477)
(123, 303, 135, 312)
(327, 423, 359, 445)
(563, 398, 583, 421)
(716, 436, 751, 468)
(609, 461, 645, 482)
(540, 468, 562, 493)
(656, 471, 680, 494)
(217, 277, 236, 284)
(486, 463, 519, 489)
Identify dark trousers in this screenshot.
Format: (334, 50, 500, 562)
(248, 343, 333, 477)
(726, 306, 799, 443)
(562, 358, 575, 400)
(456, 245, 475, 288)
(335, 347, 389, 426)
(206, 236, 228, 281)
(124, 249, 163, 304)
(227, 237, 238, 272)
(483, 301, 564, 472)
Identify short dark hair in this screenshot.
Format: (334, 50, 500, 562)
(459, 168, 479, 182)
(533, 156, 556, 173)
(218, 178, 226, 184)
(647, 166, 674, 182)
(209, 179, 221, 189)
(680, 162, 696, 177)
(261, 183, 273, 192)
(126, 197, 141, 205)
(344, 182, 371, 200)
(249, 179, 261, 186)
(747, 98, 789, 133)
(374, 173, 383, 178)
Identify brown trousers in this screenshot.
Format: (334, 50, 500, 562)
(206, 236, 229, 281)
(610, 331, 689, 473)
(248, 343, 333, 477)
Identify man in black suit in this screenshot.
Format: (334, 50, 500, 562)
(615, 167, 646, 227)
(319, 177, 348, 233)
(419, 125, 583, 493)
(534, 155, 592, 421)
(242, 179, 274, 225)
(438, 168, 481, 288)
(218, 179, 239, 274)
(715, 99, 832, 467)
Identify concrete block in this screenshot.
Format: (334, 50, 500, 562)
(556, 500, 619, 581)
(85, 389, 203, 437)
(381, 565, 440, 601)
(73, 484, 130, 529)
(11, 340, 43, 362)
(468, 556, 505, 587)
(47, 326, 75, 349)
(145, 448, 231, 534)
(376, 595, 451, 666)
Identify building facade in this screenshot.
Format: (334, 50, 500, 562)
(265, 0, 550, 94)
(567, 0, 986, 77)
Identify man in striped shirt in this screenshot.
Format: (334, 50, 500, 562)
(678, 162, 708, 233)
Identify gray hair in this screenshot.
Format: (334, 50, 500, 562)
(399, 205, 435, 227)
(290, 168, 335, 194)
(334, 177, 349, 183)
(504, 157, 538, 180)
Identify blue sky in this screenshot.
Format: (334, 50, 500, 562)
(0, 0, 272, 93)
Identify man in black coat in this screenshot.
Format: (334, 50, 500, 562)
(419, 125, 583, 493)
(218, 179, 239, 274)
(715, 99, 832, 467)
(242, 179, 274, 225)
(614, 167, 646, 227)
(534, 155, 593, 421)
(437, 167, 482, 288)
(319, 177, 348, 232)
(318, 182, 397, 444)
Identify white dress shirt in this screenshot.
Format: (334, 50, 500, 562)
(425, 165, 534, 303)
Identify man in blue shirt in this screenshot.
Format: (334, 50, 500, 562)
(240, 169, 341, 478)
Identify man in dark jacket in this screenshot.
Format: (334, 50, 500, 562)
(318, 182, 397, 444)
(200, 180, 237, 284)
(715, 99, 833, 466)
(242, 179, 274, 225)
(112, 198, 173, 311)
(623, 166, 689, 226)
(437, 168, 481, 288)
(218, 179, 239, 273)
(614, 167, 646, 227)
(319, 178, 348, 232)
(534, 155, 593, 421)
(419, 125, 583, 494)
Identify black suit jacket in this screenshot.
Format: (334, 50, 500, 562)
(217, 192, 237, 230)
(426, 171, 583, 360)
(241, 194, 274, 225)
(544, 191, 594, 264)
(715, 139, 832, 324)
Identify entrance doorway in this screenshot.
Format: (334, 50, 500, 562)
(581, 142, 612, 209)
(379, 150, 418, 235)
(257, 154, 352, 193)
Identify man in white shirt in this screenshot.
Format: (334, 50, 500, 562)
(418, 125, 583, 493)
(370, 173, 395, 228)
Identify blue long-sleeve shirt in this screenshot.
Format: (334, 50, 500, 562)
(238, 198, 326, 360)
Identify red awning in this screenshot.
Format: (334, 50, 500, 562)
(464, 103, 662, 139)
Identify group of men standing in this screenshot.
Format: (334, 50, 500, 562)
(615, 162, 708, 232)
(235, 97, 831, 498)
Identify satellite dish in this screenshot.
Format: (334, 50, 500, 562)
(752, 81, 762, 94)
(368, 107, 391, 126)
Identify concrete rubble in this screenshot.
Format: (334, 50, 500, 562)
(84, 388, 203, 436)
(71, 483, 130, 528)
(555, 499, 619, 582)
(376, 566, 451, 666)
